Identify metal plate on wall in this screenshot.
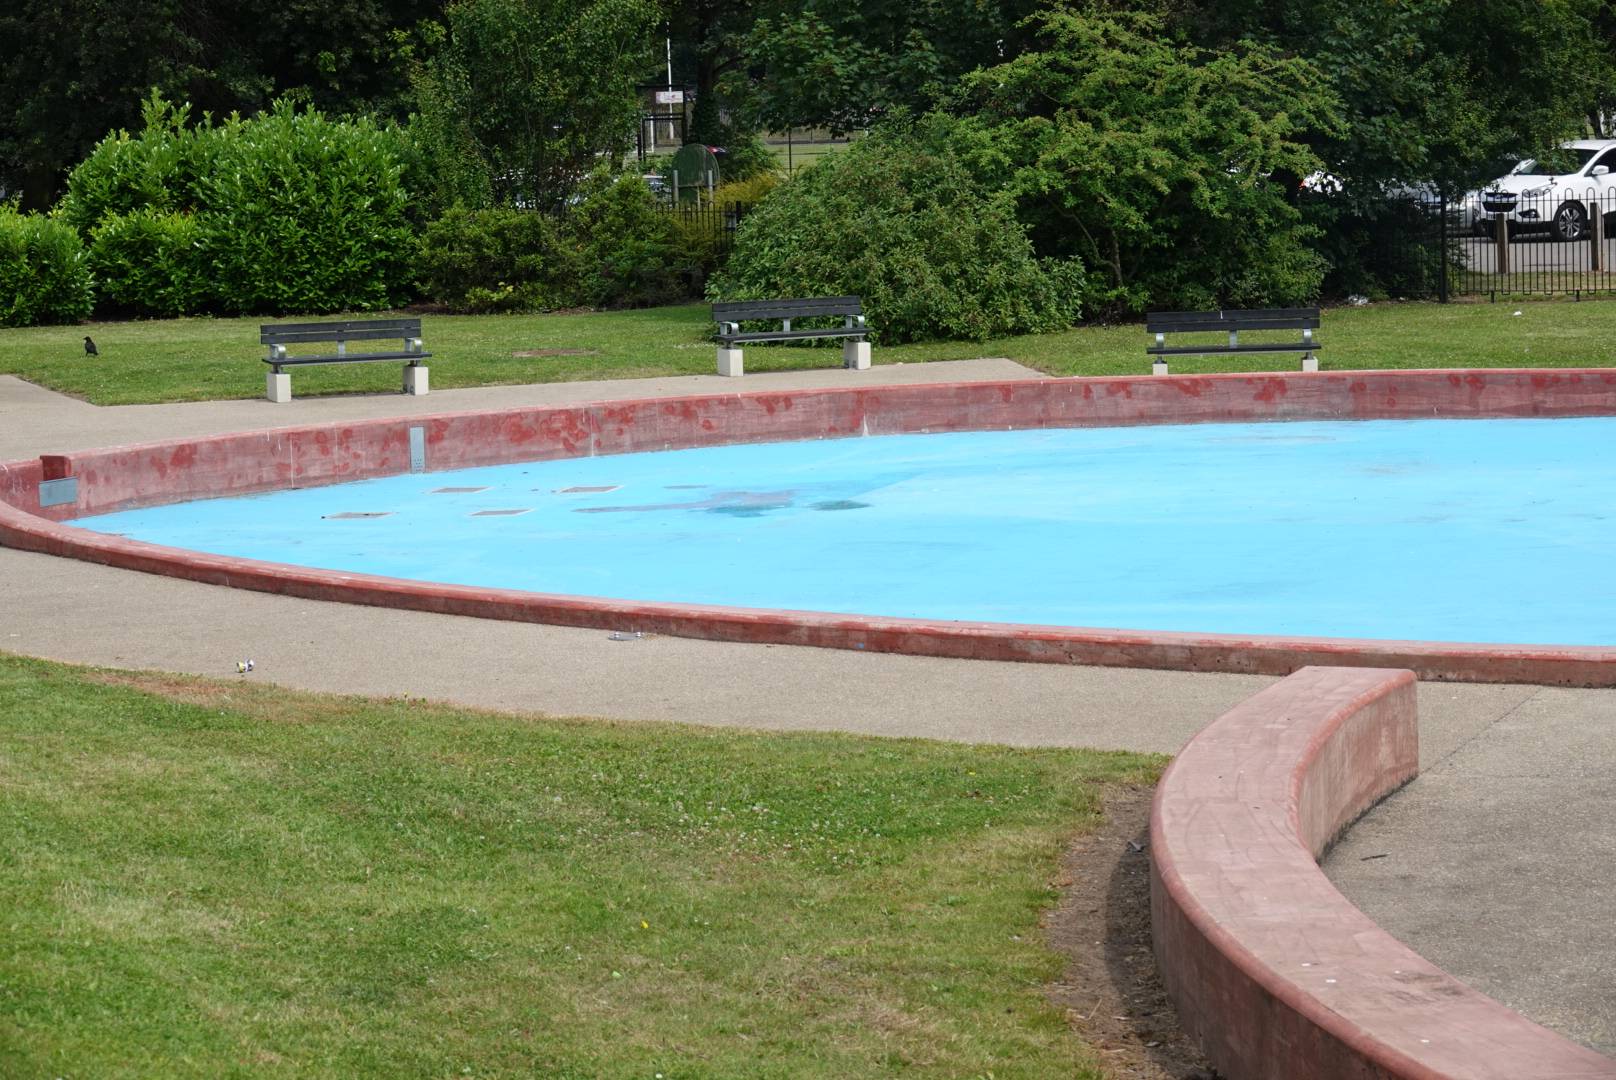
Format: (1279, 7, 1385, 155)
(38, 477, 78, 508)
(409, 426, 425, 473)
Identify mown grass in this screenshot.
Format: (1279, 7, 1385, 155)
(2, 296, 1614, 406)
(0, 652, 1162, 1079)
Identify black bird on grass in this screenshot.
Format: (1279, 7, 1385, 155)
(83, 336, 98, 356)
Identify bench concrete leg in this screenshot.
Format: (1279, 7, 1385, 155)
(716, 346, 744, 377)
(1152, 359, 1169, 376)
(267, 371, 292, 403)
(404, 364, 430, 395)
(843, 339, 871, 370)
(1301, 353, 1319, 373)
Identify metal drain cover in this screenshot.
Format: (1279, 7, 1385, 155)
(558, 485, 620, 494)
(431, 486, 490, 494)
(471, 508, 532, 517)
(323, 512, 393, 520)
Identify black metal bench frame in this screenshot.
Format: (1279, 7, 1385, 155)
(260, 318, 431, 401)
(1145, 308, 1321, 373)
(711, 296, 868, 376)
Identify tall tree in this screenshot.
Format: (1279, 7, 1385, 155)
(736, 0, 1043, 133)
(1164, 0, 1603, 193)
(0, 0, 442, 210)
(955, 8, 1340, 313)
(411, 0, 661, 209)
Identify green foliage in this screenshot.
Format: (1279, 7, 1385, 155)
(418, 207, 583, 313)
(59, 97, 417, 316)
(55, 94, 209, 237)
(714, 131, 777, 183)
(571, 173, 684, 308)
(0, 202, 94, 327)
(419, 175, 696, 313)
(195, 102, 416, 314)
(730, 0, 1042, 134)
(957, 9, 1338, 315)
(1177, 0, 1603, 194)
(0, 0, 441, 212)
(87, 208, 209, 317)
(411, 0, 661, 210)
(712, 120, 1083, 344)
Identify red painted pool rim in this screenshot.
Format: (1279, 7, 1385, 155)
(1150, 666, 1616, 1079)
(3, 369, 1615, 686)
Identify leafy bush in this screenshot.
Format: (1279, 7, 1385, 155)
(58, 96, 416, 316)
(710, 121, 1083, 344)
(956, 9, 1338, 316)
(1304, 194, 1456, 301)
(418, 175, 692, 312)
(88, 208, 208, 316)
(418, 207, 583, 313)
(55, 93, 209, 237)
(195, 102, 417, 314)
(569, 172, 684, 308)
(713, 132, 778, 184)
(0, 203, 95, 327)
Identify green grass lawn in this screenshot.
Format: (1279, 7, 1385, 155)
(0, 653, 1161, 1079)
(2, 296, 1614, 406)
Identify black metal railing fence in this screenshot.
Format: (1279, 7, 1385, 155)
(1343, 187, 1616, 301)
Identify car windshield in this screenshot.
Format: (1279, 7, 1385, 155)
(1511, 149, 1597, 176)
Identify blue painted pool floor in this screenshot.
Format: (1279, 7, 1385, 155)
(75, 418, 1616, 646)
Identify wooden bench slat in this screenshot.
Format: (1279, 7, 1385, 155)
(712, 296, 861, 322)
(261, 318, 421, 334)
(263, 351, 431, 368)
(1146, 308, 1319, 333)
(720, 328, 867, 344)
(1147, 341, 1318, 356)
(262, 326, 422, 345)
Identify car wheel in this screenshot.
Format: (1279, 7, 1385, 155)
(1553, 202, 1588, 241)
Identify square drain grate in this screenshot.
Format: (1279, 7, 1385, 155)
(557, 485, 620, 494)
(431, 486, 489, 494)
(471, 508, 532, 517)
(323, 511, 393, 520)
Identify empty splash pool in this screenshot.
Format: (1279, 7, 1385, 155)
(72, 416, 1616, 646)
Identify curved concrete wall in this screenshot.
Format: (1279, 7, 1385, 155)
(4, 370, 1616, 685)
(1150, 666, 1616, 1079)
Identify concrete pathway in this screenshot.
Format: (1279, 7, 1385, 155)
(1, 362, 1611, 1053)
(1325, 685, 1616, 1056)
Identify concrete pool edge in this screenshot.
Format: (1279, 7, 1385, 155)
(1150, 667, 1616, 1078)
(4, 368, 1616, 686)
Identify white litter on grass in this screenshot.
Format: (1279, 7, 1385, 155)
(236, 659, 255, 674)
(1514, 310, 1523, 316)
(608, 631, 645, 641)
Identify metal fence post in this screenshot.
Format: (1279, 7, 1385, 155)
(1592, 197, 1605, 273)
(1438, 195, 1449, 303)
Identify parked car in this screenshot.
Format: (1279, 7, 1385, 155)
(1462, 139, 1616, 240)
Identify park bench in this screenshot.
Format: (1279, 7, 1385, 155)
(1145, 307, 1321, 375)
(711, 296, 870, 377)
(260, 317, 431, 402)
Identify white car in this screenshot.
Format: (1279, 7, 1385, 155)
(1463, 139, 1616, 240)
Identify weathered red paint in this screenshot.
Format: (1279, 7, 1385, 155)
(1150, 667, 1616, 1079)
(4, 370, 1616, 684)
